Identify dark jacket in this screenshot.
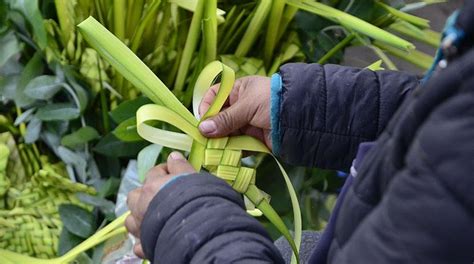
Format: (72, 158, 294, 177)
(140, 5, 474, 264)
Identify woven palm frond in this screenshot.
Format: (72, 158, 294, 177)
(0, 208, 61, 258)
(0, 132, 96, 258)
(220, 55, 266, 78)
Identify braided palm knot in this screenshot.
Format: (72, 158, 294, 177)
(204, 138, 256, 194)
(135, 61, 301, 261)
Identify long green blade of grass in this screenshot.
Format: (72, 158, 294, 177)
(203, 0, 217, 64)
(276, 5, 298, 47)
(389, 21, 440, 48)
(173, 0, 205, 92)
(317, 33, 355, 64)
(235, 0, 272, 57)
(264, 0, 286, 65)
(401, 0, 446, 12)
(113, 0, 126, 40)
(126, 0, 144, 38)
(374, 40, 433, 70)
(219, 8, 247, 54)
(130, 0, 162, 52)
(54, 0, 75, 45)
(286, 0, 415, 51)
(376, 1, 430, 28)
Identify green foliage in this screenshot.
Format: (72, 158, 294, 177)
(24, 75, 62, 100)
(112, 117, 142, 142)
(0, 31, 22, 67)
(8, 0, 47, 49)
(77, 193, 116, 220)
(58, 228, 83, 256)
(36, 103, 80, 121)
(61, 126, 100, 148)
(59, 204, 96, 238)
(24, 116, 41, 143)
(109, 96, 151, 124)
(93, 133, 148, 158)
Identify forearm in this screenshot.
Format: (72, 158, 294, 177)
(272, 63, 418, 170)
(140, 173, 284, 263)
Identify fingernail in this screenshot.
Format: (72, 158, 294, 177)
(169, 151, 185, 160)
(199, 120, 217, 134)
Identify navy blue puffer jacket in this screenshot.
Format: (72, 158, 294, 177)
(140, 3, 474, 263)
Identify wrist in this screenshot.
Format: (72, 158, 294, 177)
(159, 173, 192, 192)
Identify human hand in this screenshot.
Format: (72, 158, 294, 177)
(198, 76, 272, 150)
(125, 152, 195, 258)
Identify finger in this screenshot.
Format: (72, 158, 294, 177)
(167, 152, 196, 175)
(133, 240, 145, 259)
(198, 102, 251, 137)
(199, 78, 243, 117)
(127, 188, 142, 215)
(145, 163, 168, 182)
(125, 215, 140, 238)
(143, 163, 168, 189)
(137, 159, 189, 219)
(199, 84, 219, 117)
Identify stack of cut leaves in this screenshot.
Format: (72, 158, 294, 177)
(0, 0, 443, 261)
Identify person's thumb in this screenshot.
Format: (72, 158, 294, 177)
(198, 103, 249, 137)
(167, 152, 195, 175)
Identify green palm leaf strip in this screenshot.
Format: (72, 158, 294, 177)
(174, 0, 206, 92)
(277, 5, 299, 42)
(286, 0, 415, 51)
(202, 0, 217, 64)
(78, 18, 195, 124)
(374, 40, 433, 70)
(317, 33, 356, 64)
(366, 60, 385, 71)
(130, 0, 162, 53)
(389, 21, 440, 47)
(235, 0, 273, 57)
(264, 0, 286, 64)
(376, 1, 430, 28)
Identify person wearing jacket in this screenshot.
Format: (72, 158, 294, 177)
(125, 2, 474, 263)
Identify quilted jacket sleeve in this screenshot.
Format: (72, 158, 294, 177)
(140, 173, 285, 264)
(277, 63, 418, 171)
